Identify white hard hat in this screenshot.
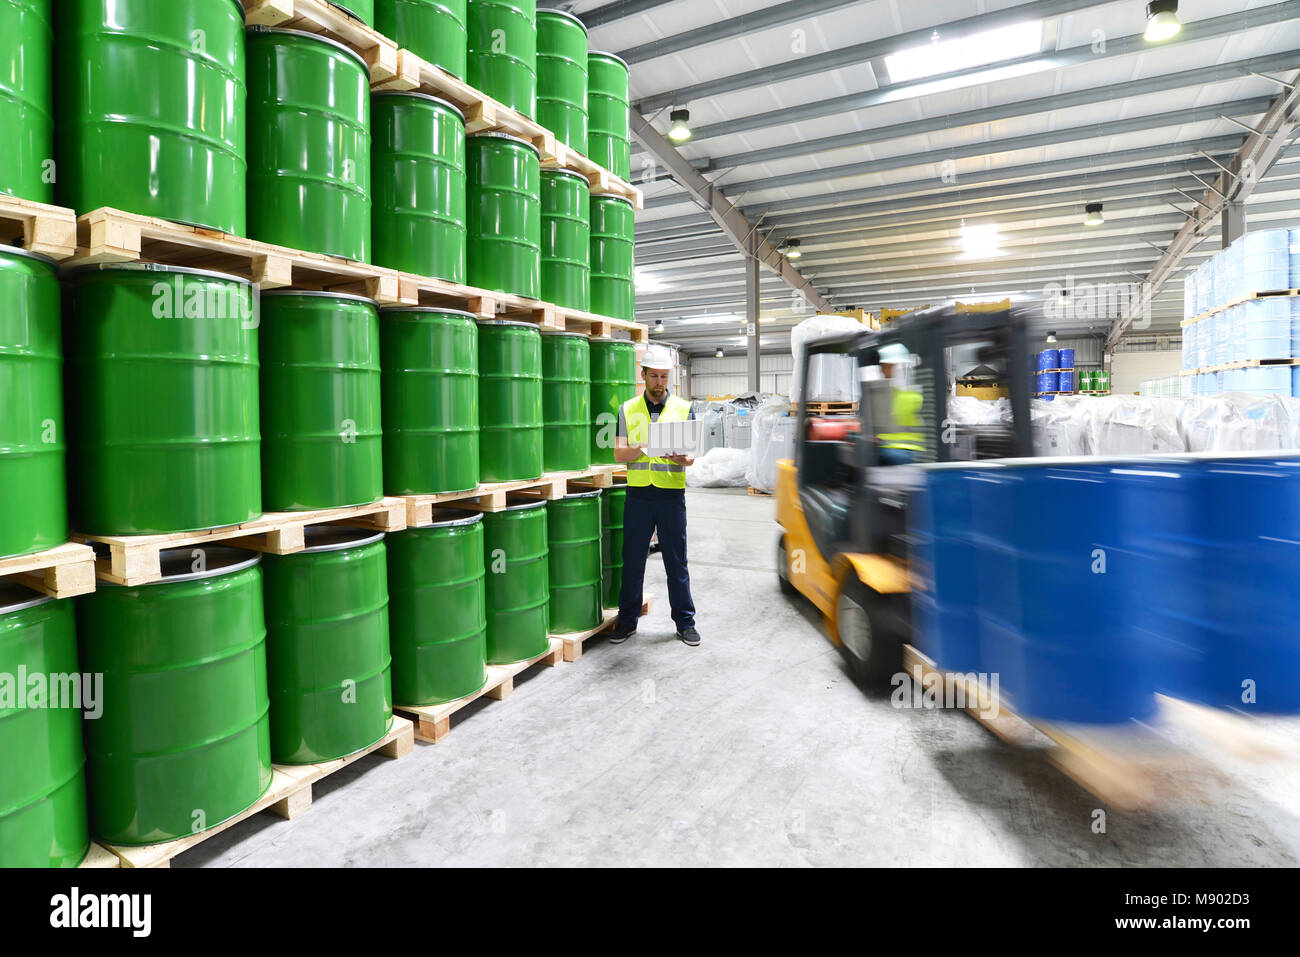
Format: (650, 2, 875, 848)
(641, 344, 674, 371)
(878, 342, 910, 364)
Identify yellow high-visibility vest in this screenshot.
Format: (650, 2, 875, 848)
(623, 393, 692, 490)
(878, 389, 926, 452)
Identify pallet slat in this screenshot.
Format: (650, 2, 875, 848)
(554, 598, 653, 662)
(76, 498, 408, 586)
(100, 715, 414, 868)
(0, 542, 97, 599)
(1180, 289, 1300, 326)
(0, 195, 79, 259)
(240, 0, 401, 85)
(402, 466, 624, 525)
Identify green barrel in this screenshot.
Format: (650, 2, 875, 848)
(376, 0, 467, 79)
(262, 528, 392, 764)
(601, 481, 626, 609)
(259, 292, 383, 512)
(331, 0, 374, 24)
(467, 132, 541, 298)
(1096, 370, 1111, 392)
(482, 498, 550, 664)
(387, 511, 487, 704)
(478, 320, 543, 482)
(589, 337, 637, 464)
(0, 588, 89, 867)
(0, 248, 66, 559)
(56, 0, 246, 232)
(547, 490, 603, 633)
(372, 92, 467, 283)
(247, 27, 371, 261)
(63, 264, 261, 536)
(541, 168, 591, 310)
(590, 194, 635, 320)
(381, 307, 480, 494)
(536, 9, 588, 151)
(587, 51, 630, 179)
(79, 547, 273, 846)
(467, 0, 536, 118)
(0, 0, 52, 201)
(541, 331, 590, 472)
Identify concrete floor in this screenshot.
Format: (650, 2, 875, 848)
(184, 488, 1300, 867)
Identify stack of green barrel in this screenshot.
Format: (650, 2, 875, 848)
(260, 291, 384, 511)
(589, 338, 638, 464)
(382, 307, 481, 494)
(79, 546, 274, 846)
(377, 0, 468, 78)
(247, 26, 372, 261)
(388, 510, 488, 704)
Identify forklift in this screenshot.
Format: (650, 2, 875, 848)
(775, 302, 1036, 685)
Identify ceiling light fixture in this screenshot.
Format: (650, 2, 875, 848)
(667, 108, 693, 144)
(884, 20, 1042, 84)
(783, 239, 802, 260)
(960, 222, 1002, 259)
(1046, 331, 1058, 344)
(1084, 202, 1105, 227)
(1145, 0, 1181, 43)
(714, 347, 724, 358)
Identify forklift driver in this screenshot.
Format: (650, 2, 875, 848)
(874, 343, 925, 465)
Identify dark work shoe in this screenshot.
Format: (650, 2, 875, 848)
(606, 624, 637, 644)
(676, 626, 701, 647)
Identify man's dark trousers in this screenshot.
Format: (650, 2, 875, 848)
(618, 485, 695, 632)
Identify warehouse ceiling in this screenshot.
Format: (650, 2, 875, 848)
(563, 0, 1300, 355)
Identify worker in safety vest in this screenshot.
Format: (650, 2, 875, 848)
(606, 345, 701, 646)
(876, 342, 925, 465)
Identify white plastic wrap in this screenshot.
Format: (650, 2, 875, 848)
(694, 409, 724, 456)
(685, 447, 750, 488)
(1083, 396, 1186, 455)
(1031, 396, 1091, 456)
(1179, 394, 1300, 452)
(789, 315, 868, 402)
(745, 399, 796, 492)
(724, 408, 753, 449)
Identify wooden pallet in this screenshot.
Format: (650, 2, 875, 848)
(1181, 289, 1300, 327)
(554, 598, 653, 662)
(402, 466, 623, 525)
(747, 486, 772, 496)
(373, 49, 644, 211)
(0, 542, 96, 599)
(796, 401, 858, 415)
(68, 207, 404, 303)
(100, 715, 414, 868)
(902, 645, 1209, 811)
(396, 639, 563, 743)
(76, 498, 407, 586)
(1182, 356, 1300, 375)
(0, 194, 78, 259)
(78, 843, 122, 869)
(240, 0, 401, 85)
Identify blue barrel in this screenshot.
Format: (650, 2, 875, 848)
(1056, 348, 1075, 369)
(1244, 298, 1291, 360)
(1243, 229, 1291, 293)
(969, 462, 1157, 724)
(1057, 371, 1074, 392)
(1037, 349, 1060, 372)
(1134, 456, 1300, 712)
(1035, 371, 1058, 394)
(1289, 227, 1299, 288)
(909, 468, 981, 673)
(1294, 366, 1300, 398)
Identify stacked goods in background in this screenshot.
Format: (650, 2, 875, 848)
(1033, 348, 1076, 401)
(0, 0, 642, 866)
(1181, 226, 1300, 399)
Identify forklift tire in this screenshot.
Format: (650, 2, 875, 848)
(777, 535, 798, 597)
(835, 577, 903, 689)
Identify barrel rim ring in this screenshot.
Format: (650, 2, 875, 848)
(98, 546, 263, 587)
(591, 192, 636, 209)
(299, 527, 386, 554)
(588, 50, 631, 70)
(262, 289, 379, 306)
(379, 305, 480, 320)
(61, 261, 259, 290)
(541, 328, 589, 338)
(537, 7, 590, 33)
(494, 498, 550, 513)
(543, 167, 591, 185)
(0, 244, 60, 268)
(556, 488, 603, 500)
(326, 0, 371, 24)
(246, 25, 372, 73)
(372, 90, 467, 121)
(588, 335, 635, 344)
(425, 509, 485, 529)
(0, 583, 56, 616)
(478, 319, 543, 331)
(468, 131, 541, 155)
